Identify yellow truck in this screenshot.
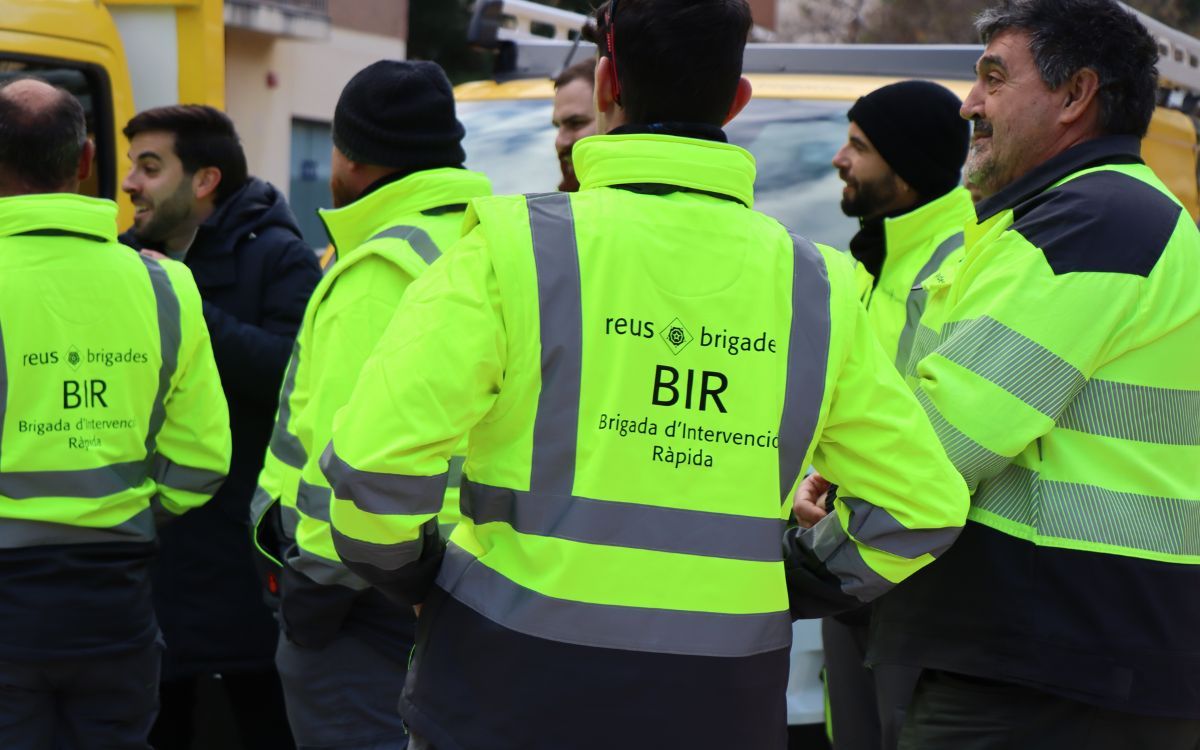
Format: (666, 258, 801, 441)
(0, 0, 224, 227)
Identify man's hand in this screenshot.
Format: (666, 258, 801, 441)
(793, 473, 831, 529)
(414, 604, 422, 618)
(139, 249, 167, 261)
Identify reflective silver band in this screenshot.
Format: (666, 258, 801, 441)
(287, 543, 368, 590)
(938, 316, 1086, 418)
(915, 387, 1009, 492)
(798, 512, 894, 603)
(526, 193, 583, 496)
(369, 225, 443, 265)
(296, 477, 332, 521)
(778, 233, 832, 501)
(0, 507, 156, 548)
(460, 479, 785, 562)
(840, 496, 960, 559)
(1058, 378, 1200, 446)
(321, 443, 448, 516)
(0, 461, 148, 500)
(975, 464, 1200, 557)
(436, 543, 792, 657)
(331, 526, 426, 572)
(151, 456, 225, 496)
(905, 324, 941, 379)
(895, 232, 962, 371)
(268, 343, 307, 470)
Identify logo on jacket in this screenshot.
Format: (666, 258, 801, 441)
(660, 318, 694, 355)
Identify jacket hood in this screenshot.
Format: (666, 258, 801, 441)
(198, 177, 304, 252)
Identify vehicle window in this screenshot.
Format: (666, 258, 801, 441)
(458, 97, 859, 249)
(0, 58, 114, 200)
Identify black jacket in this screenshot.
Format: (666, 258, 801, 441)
(122, 178, 321, 676)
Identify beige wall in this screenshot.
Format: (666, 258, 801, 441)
(225, 24, 406, 192)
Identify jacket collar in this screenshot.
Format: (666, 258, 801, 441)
(319, 167, 492, 253)
(0, 194, 117, 243)
(974, 135, 1143, 222)
(883, 187, 974, 262)
(574, 133, 757, 209)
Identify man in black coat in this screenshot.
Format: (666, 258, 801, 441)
(120, 105, 320, 749)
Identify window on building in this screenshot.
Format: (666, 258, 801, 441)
(290, 118, 334, 251)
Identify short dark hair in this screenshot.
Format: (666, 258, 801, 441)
(0, 77, 86, 193)
(593, 0, 752, 126)
(976, 0, 1158, 137)
(123, 105, 249, 204)
(555, 57, 596, 91)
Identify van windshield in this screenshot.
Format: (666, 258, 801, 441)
(458, 97, 859, 250)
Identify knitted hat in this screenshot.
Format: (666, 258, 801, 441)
(332, 60, 466, 171)
(847, 80, 970, 199)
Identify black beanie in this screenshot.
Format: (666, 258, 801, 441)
(332, 60, 466, 172)
(847, 80, 970, 199)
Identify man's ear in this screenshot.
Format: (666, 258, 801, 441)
(1060, 67, 1101, 126)
(76, 139, 95, 182)
(723, 77, 754, 126)
(595, 55, 619, 117)
(192, 166, 223, 202)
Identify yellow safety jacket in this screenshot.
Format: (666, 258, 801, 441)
(321, 133, 968, 748)
(853, 187, 973, 368)
(251, 169, 490, 641)
(0, 193, 230, 540)
(872, 136, 1200, 719)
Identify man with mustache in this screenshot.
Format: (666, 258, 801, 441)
(120, 105, 320, 748)
(552, 57, 598, 191)
(855, 0, 1200, 746)
(817, 79, 973, 750)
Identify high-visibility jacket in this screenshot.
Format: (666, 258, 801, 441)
(853, 187, 973, 368)
(0, 193, 229, 659)
(870, 135, 1200, 720)
(252, 168, 490, 648)
(322, 133, 969, 749)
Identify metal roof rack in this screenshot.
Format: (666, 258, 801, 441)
(467, 0, 1200, 110)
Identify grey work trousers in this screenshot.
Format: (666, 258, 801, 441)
(822, 617, 920, 750)
(0, 641, 161, 750)
(900, 670, 1200, 750)
(275, 630, 409, 750)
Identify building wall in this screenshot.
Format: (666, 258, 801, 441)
(748, 0, 777, 30)
(225, 0, 407, 194)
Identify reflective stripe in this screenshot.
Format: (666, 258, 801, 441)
(287, 543, 369, 590)
(436, 543, 792, 657)
(460, 479, 785, 562)
(332, 526, 426, 572)
(778, 233, 832, 500)
(0, 461, 148, 500)
(322, 444, 447, 516)
(840, 496, 959, 559)
(799, 512, 894, 602)
(938, 316, 1086, 417)
(368, 225, 442, 265)
(1058, 379, 1200, 446)
(447, 455, 465, 490)
(151, 456, 225, 496)
(281, 502, 300, 538)
(974, 464, 1200, 558)
(915, 388, 1009, 491)
(268, 344, 306, 470)
(895, 232, 962, 371)
(141, 258, 181, 460)
(0, 507, 156, 548)
(296, 478, 332, 521)
(526, 193, 582, 496)
(905, 324, 941, 379)
(250, 483, 276, 529)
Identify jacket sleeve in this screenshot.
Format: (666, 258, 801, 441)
(291, 254, 418, 588)
(911, 229, 1141, 493)
(785, 247, 970, 618)
(150, 259, 232, 520)
(203, 234, 321, 404)
(322, 228, 506, 605)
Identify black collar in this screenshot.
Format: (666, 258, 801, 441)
(607, 122, 728, 143)
(975, 135, 1143, 222)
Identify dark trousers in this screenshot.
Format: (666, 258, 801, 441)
(900, 670, 1200, 750)
(822, 617, 920, 750)
(149, 669, 294, 750)
(0, 643, 161, 750)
